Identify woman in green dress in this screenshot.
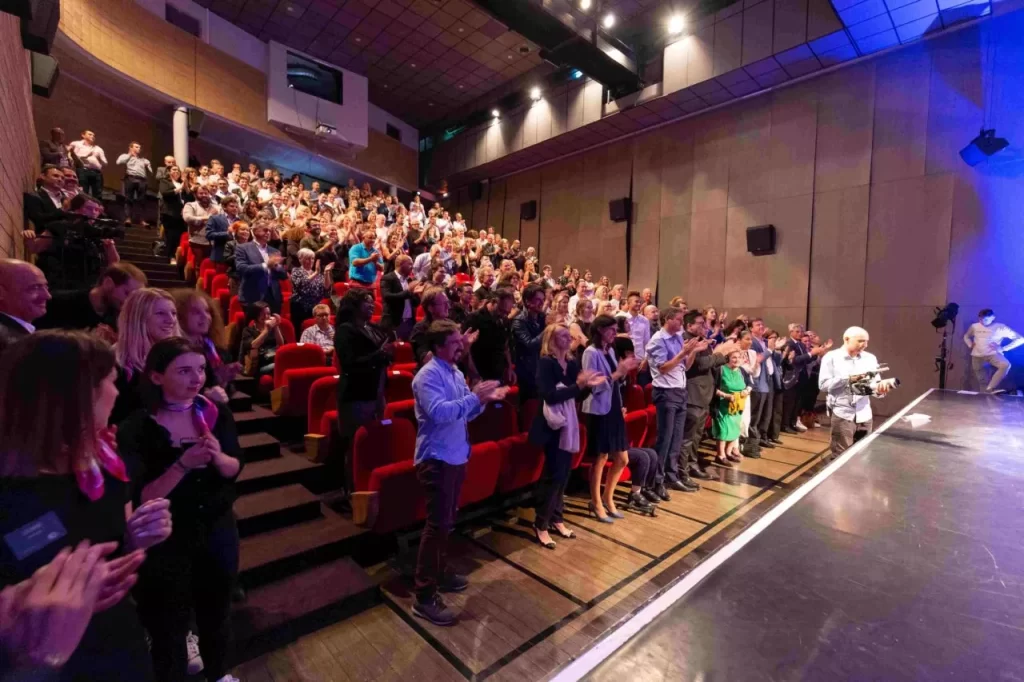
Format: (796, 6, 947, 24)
(712, 349, 752, 467)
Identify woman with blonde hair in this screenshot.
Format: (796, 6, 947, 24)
(110, 288, 181, 425)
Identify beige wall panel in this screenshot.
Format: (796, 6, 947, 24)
(871, 47, 931, 183)
(659, 121, 695, 219)
(814, 64, 876, 193)
(687, 27, 716, 87)
(583, 80, 604, 125)
(487, 179, 507, 234)
(808, 307, 865, 350)
(540, 156, 584, 269)
(773, 0, 809, 53)
(503, 170, 540, 242)
(509, 111, 527, 153)
(862, 306, 940, 414)
(729, 100, 773, 207)
(809, 186, 870, 308)
(629, 219, 661, 293)
(550, 91, 569, 138)
(632, 132, 664, 225)
(472, 188, 489, 232)
(687, 208, 729, 308)
(566, 83, 587, 131)
(762, 193, 814, 307)
(598, 146, 634, 286)
(663, 39, 690, 95)
(769, 83, 818, 199)
(536, 99, 554, 145)
(692, 112, 734, 213)
(925, 26, 983, 176)
(742, 1, 775, 66)
(760, 307, 809, 336)
(724, 202, 771, 308)
(806, 0, 844, 40)
(658, 214, 692, 303)
(865, 173, 954, 307)
(713, 14, 744, 77)
(522, 105, 539, 149)
(521, 218, 540, 256)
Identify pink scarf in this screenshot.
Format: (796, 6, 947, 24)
(74, 430, 129, 502)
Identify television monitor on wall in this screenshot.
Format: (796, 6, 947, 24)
(285, 51, 343, 105)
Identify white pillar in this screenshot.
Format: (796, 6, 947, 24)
(173, 107, 189, 168)
(389, 184, 398, 198)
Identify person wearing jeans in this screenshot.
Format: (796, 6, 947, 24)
(963, 308, 1022, 393)
(116, 142, 153, 226)
(68, 130, 107, 199)
(411, 320, 507, 626)
(747, 318, 774, 455)
(645, 306, 705, 497)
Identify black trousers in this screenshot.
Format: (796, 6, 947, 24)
(627, 447, 658, 488)
(768, 389, 784, 440)
(748, 391, 770, 442)
(162, 214, 186, 260)
(534, 442, 573, 530)
(135, 512, 239, 682)
(77, 167, 103, 198)
(781, 384, 802, 430)
(124, 176, 147, 222)
(651, 387, 687, 484)
(414, 459, 466, 602)
(681, 403, 710, 469)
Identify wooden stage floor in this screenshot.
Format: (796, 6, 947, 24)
(237, 426, 834, 681)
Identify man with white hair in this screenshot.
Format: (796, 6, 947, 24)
(818, 326, 891, 459)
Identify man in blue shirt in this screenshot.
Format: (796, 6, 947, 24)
(411, 320, 506, 626)
(347, 228, 381, 286)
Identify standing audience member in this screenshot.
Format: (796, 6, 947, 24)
(0, 260, 51, 353)
(182, 187, 220, 269)
(624, 291, 652, 385)
(529, 324, 604, 549)
(747, 318, 775, 454)
(581, 315, 640, 523)
(348, 230, 382, 287)
(158, 166, 188, 264)
(39, 127, 71, 168)
(0, 331, 172, 681)
(410, 320, 507, 626)
(681, 311, 736, 479)
(37, 262, 146, 343)
(380, 255, 423, 340)
(116, 142, 153, 227)
(511, 283, 547, 401)
(118, 338, 242, 682)
(204, 197, 241, 266)
(780, 323, 827, 434)
(466, 288, 515, 387)
(68, 130, 107, 198)
(234, 222, 287, 314)
(289, 249, 334, 331)
(711, 349, 752, 467)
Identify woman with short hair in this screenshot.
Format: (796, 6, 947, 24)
(238, 302, 283, 378)
(289, 247, 334, 330)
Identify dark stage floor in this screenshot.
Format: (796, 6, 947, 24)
(585, 391, 1024, 682)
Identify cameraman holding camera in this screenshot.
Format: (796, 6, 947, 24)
(818, 326, 892, 459)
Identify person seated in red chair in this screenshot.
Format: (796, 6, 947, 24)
(234, 221, 287, 315)
(410, 320, 507, 627)
(239, 302, 283, 379)
(299, 303, 335, 360)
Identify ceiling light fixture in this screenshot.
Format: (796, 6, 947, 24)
(580, 0, 591, 10)
(530, 86, 542, 101)
(668, 15, 685, 34)
(602, 13, 615, 28)
(410, 62, 417, 68)
(492, 109, 500, 118)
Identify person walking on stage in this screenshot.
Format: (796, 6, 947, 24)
(819, 326, 892, 460)
(411, 320, 507, 626)
(963, 308, 1023, 394)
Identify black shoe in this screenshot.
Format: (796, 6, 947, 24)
(413, 595, 457, 626)
(689, 466, 712, 480)
(678, 476, 700, 492)
(760, 440, 775, 449)
(666, 479, 692, 492)
(533, 527, 556, 550)
(770, 437, 784, 445)
(641, 488, 662, 504)
(743, 445, 761, 459)
(781, 427, 799, 434)
(439, 573, 469, 593)
(626, 491, 654, 511)
(654, 484, 671, 502)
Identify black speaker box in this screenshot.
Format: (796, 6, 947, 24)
(469, 181, 484, 201)
(746, 224, 776, 256)
(188, 109, 206, 139)
(520, 200, 537, 221)
(30, 52, 59, 98)
(20, 0, 59, 54)
(609, 197, 631, 223)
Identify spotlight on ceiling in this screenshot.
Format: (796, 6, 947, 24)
(492, 108, 501, 118)
(442, 192, 449, 198)
(571, 68, 584, 80)
(668, 15, 685, 34)
(530, 86, 542, 101)
(580, 0, 591, 10)
(959, 128, 1009, 166)
(602, 13, 615, 28)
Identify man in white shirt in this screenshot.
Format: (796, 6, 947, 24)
(963, 308, 1022, 393)
(625, 291, 652, 384)
(818, 326, 891, 459)
(67, 129, 107, 199)
(299, 303, 335, 357)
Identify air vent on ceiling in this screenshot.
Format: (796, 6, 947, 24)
(518, 44, 531, 55)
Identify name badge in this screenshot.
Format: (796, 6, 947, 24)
(4, 512, 67, 561)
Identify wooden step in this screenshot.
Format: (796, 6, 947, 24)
(237, 453, 321, 495)
(234, 405, 277, 435)
(238, 432, 281, 461)
(230, 557, 378, 665)
(234, 484, 322, 538)
(229, 391, 253, 413)
(234, 377, 258, 395)
(238, 506, 366, 587)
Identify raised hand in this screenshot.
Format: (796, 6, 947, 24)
(462, 328, 480, 346)
(126, 498, 172, 552)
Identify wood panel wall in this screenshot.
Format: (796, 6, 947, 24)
(445, 18, 1024, 413)
(1, 15, 40, 258)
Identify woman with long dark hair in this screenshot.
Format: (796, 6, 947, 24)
(117, 337, 243, 682)
(0, 331, 172, 680)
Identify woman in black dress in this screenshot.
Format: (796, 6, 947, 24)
(159, 165, 187, 265)
(580, 316, 640, 522)
(117, 337, 243, 682)
(528, 324, 604, 549)
(0, 331, 172, 681)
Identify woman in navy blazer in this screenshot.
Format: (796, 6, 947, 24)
(581, 315, 640, 523)
(528, 323, 604, 549)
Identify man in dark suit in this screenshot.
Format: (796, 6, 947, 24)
(681, 310, 738, 478)
(204, 195, 242, 264)
(380, 254, 424, 340)
(234, 221, 288, 314)
(0, 259, 51, 354)
(780, 322, 828, 433)
(23, 165, 69, 231)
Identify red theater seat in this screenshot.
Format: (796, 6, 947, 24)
(383, 399, 416, 430)
(307, 375, 339, 434)
(389, 362, 417, 375)
(468, 400, 518, 444)
(211, 274, 229, 296)
(384, 370, 414, 403)
(496, 434, 545, 494)
(518, 398, 540, 434)
(623, 384, 646, 413)
(644, 405, 658, 449)
(459, 442, 502, 507)
(269, 343, 332, 416)
(279, 318, 296, 345)
(352, 418, 416, 492)
(366, 460, 424, 533)
(391, 341, 414, 365)
(625, 410, 648, 448)
(643, 383, 653, 407)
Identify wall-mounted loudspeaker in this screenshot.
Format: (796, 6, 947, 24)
(20, 0, 59, 54)
(30, 52, 59, 98)
(188, 109, 206, 139)
(520, 200, 537, 221)
(746, 225, 776, 256)
(469, 181, 484, 202)
(609, 198, 631, 223)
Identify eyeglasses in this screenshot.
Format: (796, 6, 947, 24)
(315, 313, 330, 318)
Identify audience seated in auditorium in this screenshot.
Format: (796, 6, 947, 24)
(0, 259, 51, 353)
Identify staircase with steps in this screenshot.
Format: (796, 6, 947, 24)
(116, 225, 186, 289)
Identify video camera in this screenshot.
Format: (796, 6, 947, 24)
(63, 216, 125, 244)
(849, 365, 901, 397)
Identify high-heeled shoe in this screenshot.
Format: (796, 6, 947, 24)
(726, 452, 742, 463)
(533, 527, 556, 550)
(604, 503, 625, 519)
(551, 524, 576, 539)
(588, 501, 615, 524)
(716, 455, 734, 468)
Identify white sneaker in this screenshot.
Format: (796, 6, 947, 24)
(793, 421, 808, 432)
(215, 676, 240, 682)
(186, 631, 204, 675)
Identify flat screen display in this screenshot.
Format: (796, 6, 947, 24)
(286, 51, 344, 105)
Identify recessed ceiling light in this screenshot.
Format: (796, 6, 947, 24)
(580, 0, 591, 9)
(530, 86, 541, 101)
(668, 15, 685, 34)
(457, 26, 464, 32)
(355, 37, 362, 42)
(507, 54, 514, 60)
(492, 109, 500, 118)
(602, 13, 615, 28)
(458, 84, 464, 89)
(410, 62, 417, 67)
(428, 102, 435, 107)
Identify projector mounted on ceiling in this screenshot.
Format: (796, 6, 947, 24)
(959, 128, 1009, 167)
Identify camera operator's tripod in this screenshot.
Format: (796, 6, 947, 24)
(935, 322, 955, 390)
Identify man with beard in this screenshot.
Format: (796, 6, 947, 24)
(36, 262, 147, 343)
